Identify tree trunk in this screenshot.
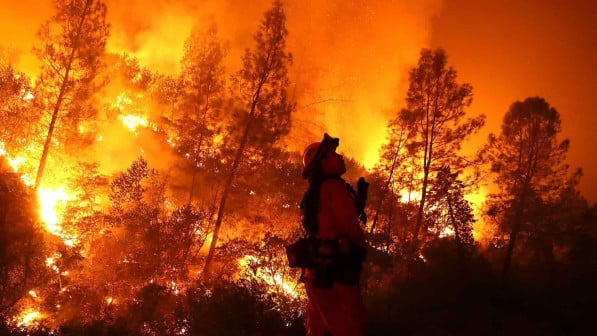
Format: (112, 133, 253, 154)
(411, 168, 430, 256)
(202, 73, 267, 276)
(34, 0, 92, 190)
(188, 93, 210, 205)
(370, 140, 402, 234)
(385, 194, 394, 252)
(502, 186, 529, 281)
(447, 194, 466, 264)
(502, 229, 518, 280)
(202, 117, 252, 276)
(411, 100, 434, 256)
(0, 178, 7, 304)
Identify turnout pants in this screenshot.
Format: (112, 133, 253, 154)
(305, 280, 367, 336)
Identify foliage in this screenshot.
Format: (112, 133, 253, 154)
(32, 0, 110, 189)
(369, 109, 417, 238)
(172, 22, 229, 204)
(0, 160, 49, 312)
(0, 1, 595, 334)
(402, 49, 485, 252)
(0, 63, 37, 156)
(426, 166, 475, 248)
(482, 97, 577, 277)
(204, 0, 295, 274)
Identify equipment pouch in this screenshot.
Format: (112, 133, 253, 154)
(285, 238, 315, 268)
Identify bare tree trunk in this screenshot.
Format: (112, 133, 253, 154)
(411, 92, 438, 257)
(502, 230, 518, 280)
(0, 177, 8, 305)
(385, 194, 394, 252)
(34, 0, 92, 190)
(447, 194, 465, 264)
(188, 93, 211, 205)
(370, 137, 403, 234)
(411, 168, 430, 256)
(502, 186, 529, 281)
(202, 117, 252, 276)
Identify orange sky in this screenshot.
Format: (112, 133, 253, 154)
(429, 0, 597, 203)
(0, 0, 595, 203)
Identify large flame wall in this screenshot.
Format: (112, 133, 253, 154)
(0, 0, 443, 169)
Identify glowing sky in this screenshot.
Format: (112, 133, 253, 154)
(429, 0, 597, 203)
(0, 0, 595, 202)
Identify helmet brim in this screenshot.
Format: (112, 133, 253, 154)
(301, 133, 339, 179)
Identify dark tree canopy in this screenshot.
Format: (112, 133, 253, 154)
(402, 49, 485, 253)
(483, 97, 576, 278)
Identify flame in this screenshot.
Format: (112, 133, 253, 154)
(46, 253, 61, 273)
(238, 255, 298, 298)
(14, 308, 43, 328)
(111, 93, 132, 111)
(6, 156, 26, 172)
(400, 190, 421, 203)
(23, 91, 34, 101)
(213, 134, 223, 145)
(119, 114, 149, 133)
(439, 226, 455, 238)
(37, 187, 72, 235)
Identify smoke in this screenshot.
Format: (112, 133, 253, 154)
(104, 0, 444, 166)
(0, 0, 443, 169)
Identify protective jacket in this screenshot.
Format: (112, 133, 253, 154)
(303, 177, 367, 336)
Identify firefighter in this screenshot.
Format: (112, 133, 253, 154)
(300, 133, 367, 336)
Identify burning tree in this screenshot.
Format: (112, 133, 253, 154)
(401, 49, 485, 255)
(203, 0, 294, 276)
(0, 63, 36, 158)
(426, 166, 476, 260)
(33, 0, 109, 190)
(369, 108, 418, 253)
(175, 22, 229, 205)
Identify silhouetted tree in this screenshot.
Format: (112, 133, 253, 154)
(175, 22, 228, 204)
(33, 0, 109, 190)
(0, 159, 48, 312)
(426, 166, 475, 261)
(0, 63, 37, 156)
(402, 49, 485, 255)
(482, 97, 574, 279)
(203, 0, 293, 275)
(370, 109, 414, 236)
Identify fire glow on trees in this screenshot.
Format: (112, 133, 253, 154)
(1, 0, 591, 334)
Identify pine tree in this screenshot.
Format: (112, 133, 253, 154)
(403, 49, 485, 255)
(33, 0, 109, 189)
(370, 108, 415, 235)
(0, 63, 36, 157)
(483, 97, 573, 279)
(427, 166, 475, 260)
(203, 0, 293, 276)
(176, 23, 228, 204)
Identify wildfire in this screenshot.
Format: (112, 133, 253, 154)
(238, 255, 298, 298)
(37, 187, 71, 235)
(119, 114, 149, 133)
(400, 190, 421, 203)
(439, 226, 455, 238)
(14, 307, 43, 328)
(1, 144, 76, 239)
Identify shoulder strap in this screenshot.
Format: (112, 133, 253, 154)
(301, 176, 365, 236)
